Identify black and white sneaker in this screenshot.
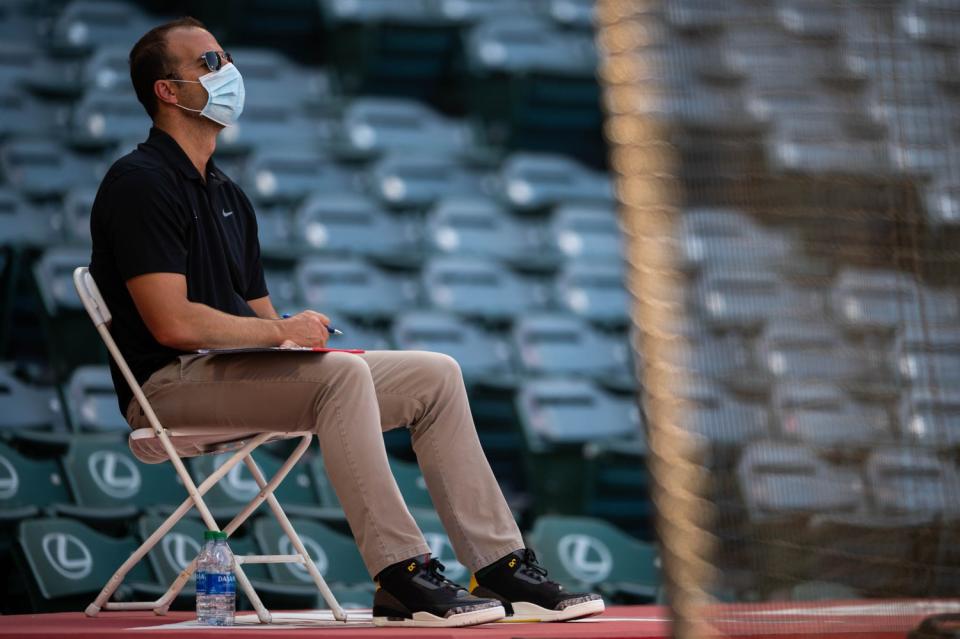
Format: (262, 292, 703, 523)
(373, 555, 505, 627)
(470, 549, 605, 622)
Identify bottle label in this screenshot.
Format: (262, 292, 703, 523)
(195, 571, 207, 595)
(206, 572, 236, 595)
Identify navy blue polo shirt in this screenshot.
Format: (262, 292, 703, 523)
(90, 127, 268, 416)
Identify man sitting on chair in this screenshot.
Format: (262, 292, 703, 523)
(89, 17, 603, 628)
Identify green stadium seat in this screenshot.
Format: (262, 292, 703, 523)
(0, 440, 69, 524)
(294, 192, 418, 264)
(410, 509, 468, 584)
(295, 256, 414, 322)
(368, 152, 486, 210)
(65, 365, 126, 432)
(0, 365, 64, 434)
(0, 188, 60, 248)
(546, 203, 623, 263)
(191, 448, 342, 524)
(331, 97, 471, 161)
(514, 377, 640, 517)
(47, 1, 150, 56)
(0, 139, 94, 199)
(391, 310, 517, 389)
(239, 149, 351, 204)
(14, 517, 152, 612)
(496, 152, 613, 212)
(253, 517, 370, 588)
(555, 260, 630, 327)
(421, 256, 545, 324)
(130, 514, 204, 609)
(69, 92, 151, 149)
(33, 248, 106, 382)
(899, 386, 960, 451)
(424, 196, 551, 269)
(527, 515, 660, 603)
(52, 434, 184, 531)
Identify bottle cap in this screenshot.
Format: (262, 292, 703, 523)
(203, 530, 228, 541)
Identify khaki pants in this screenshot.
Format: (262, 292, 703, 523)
(127, 349, 524, 578)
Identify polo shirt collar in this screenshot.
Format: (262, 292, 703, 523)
(144, 126, 223, 183)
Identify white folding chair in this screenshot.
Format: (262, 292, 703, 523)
(73, 266, 347, 624)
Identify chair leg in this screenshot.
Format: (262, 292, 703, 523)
(88, 434, 272, 618)
(242, 442, 348, 622)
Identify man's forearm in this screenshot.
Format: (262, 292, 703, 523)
(161, 300, 284, 350)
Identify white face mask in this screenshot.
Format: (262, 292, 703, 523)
(168, 62, 245, 127)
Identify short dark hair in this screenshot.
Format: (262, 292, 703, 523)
(129, 16, 207, 119)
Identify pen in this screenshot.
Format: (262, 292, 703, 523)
(281, 313, 343, 336)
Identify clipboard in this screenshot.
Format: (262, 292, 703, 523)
(194, 346, 366, 355)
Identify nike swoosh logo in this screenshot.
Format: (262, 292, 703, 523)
(222, 209, 234, 217)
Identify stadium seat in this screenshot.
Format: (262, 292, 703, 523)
(694, 266, 783, 330)
(65, 365, 126, 432)
(738, 441, 865, 523)
(33, 248, 106, 380)
(68, 92, 151, 149)
(515, 378, 640, 515)
(896, 1, 960, 47)
(0, 89, 59, 140)
(830, 269, 958, 333)
(252, 205, 296, 261)
(253, 518, 370, 589)
(511, 312, 633, 389)
(60, 186, 97, 246)
(664, 0, 727, 31)
(387, 455, 433, 513)
(866, 448, 960, 518)
(0, 365, 63, 434)
(294, 192, 418, 263)
(0, 440, 69, 524)
(555, 260, 630, 327)
(771, 381, 893, 453)
(331, 97, 472, 160)
(409, 509, 468, 584)
(423, 196, 546, 267)
(899, 387, 960, 450)
(218, 100, 331, 156)
(756, 319, 869, 384)
(14, 517, 152, 612)
(582, 438, 652, 540)
(434, 0, 532, 24)
(673, 378, 769, 454)
(390, 310, 517, 388)
(496, 152, 613, 211)
(367, 152, 486, 209)
(546, 203, 623, 263)
(0, 139, 94, 199)
(0, 41, 40, 92)
(131, 514, 206, 608)
(923, 175, 960, 227)
(190, 448, 340, 523)
(894, 324, 960, 388)
(535, 0, 596, 30)
(47, 1, 149, 56)
(678, 207, 792, 272)
(239, 149, 352, 204)
(318, 0, 455, 99)
(295, 256, 414, 321)
(774, 0, 842, 38)
(420, 256, 542, 323)
(527, 515, 660, 603)
(53, 435, 185, 531)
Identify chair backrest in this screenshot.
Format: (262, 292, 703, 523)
(73, 267, 111, 327)
(0, 440, 70, 513)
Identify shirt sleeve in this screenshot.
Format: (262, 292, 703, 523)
(239, 189, 269, 301)
(105, 169, 189, 281)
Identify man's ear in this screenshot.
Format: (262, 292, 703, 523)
(154, 78, 178, 106)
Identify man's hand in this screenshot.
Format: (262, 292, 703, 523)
(278, 310, 331, 348)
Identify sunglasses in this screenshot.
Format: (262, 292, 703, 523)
(198, 50, 233, 72)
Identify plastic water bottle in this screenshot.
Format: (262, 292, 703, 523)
(196, 530, 235, 626)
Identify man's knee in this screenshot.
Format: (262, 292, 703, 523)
(424, 351, 464, 388)
(324, 351, 373, 385)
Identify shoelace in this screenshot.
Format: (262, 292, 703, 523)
(422, 558, 461, 591)
(518, 549, 550, 583)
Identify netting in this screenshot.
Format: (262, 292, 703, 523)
(598, 1, 960, 635)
